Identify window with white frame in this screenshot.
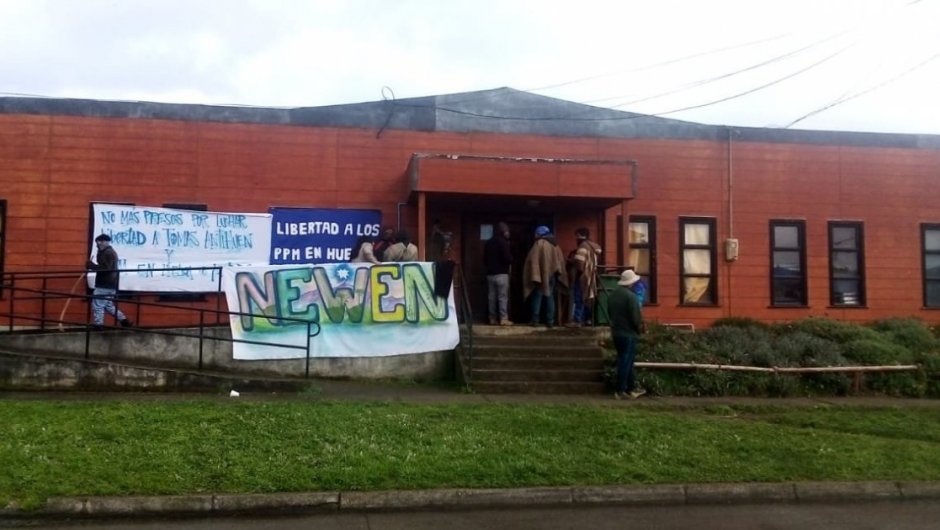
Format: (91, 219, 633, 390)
(0, 200, 6, 297)
(680, 217, 717, 305)
(628, 216, 656, 304)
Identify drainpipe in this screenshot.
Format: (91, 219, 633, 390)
(726, 126, 736, 317)
(727, 126, 735, 240)
(396, 202, 408, 231)
(417, 193, 427, 261)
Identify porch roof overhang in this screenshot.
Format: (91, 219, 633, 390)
(407, 153, 637, 209)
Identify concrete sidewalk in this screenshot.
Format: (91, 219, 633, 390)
(4, 378, 940, 408)
(4, 481, 940, 521)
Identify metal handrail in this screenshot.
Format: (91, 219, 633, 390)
(455, 262, 474, 382)
(0, 269, 321, 376)
(593, 268, 613, 326)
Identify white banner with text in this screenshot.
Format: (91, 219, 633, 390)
(90, 203, 272, 292)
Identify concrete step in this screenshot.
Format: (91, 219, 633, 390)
(470, 380, 607, 394)
(470, 356, 604, 371)
(462, 326, 607, 343)
(470, 368, 603, 383)
(466, 344, 605, 359)
(467, 337, 606, 350)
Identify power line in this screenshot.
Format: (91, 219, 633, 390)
(417, 3, 911, 124)
(0, 91, 54, 98)
(526, 32, 794, 94)
(532, 0, 911, 106)
(651, 42, 858, 118)
(411, 32, 800, 110)
(393, 39, 859, 123)
(784, 52, 940, 128)
(603, 28, 857, 109)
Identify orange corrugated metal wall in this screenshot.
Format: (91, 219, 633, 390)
(2, 114, 939, 329)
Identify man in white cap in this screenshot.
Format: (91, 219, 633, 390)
(608, 269, 645, 399)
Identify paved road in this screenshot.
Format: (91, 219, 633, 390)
(20, 500, 940, 530)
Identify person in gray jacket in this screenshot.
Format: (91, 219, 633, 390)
(384, 230, 419, 261)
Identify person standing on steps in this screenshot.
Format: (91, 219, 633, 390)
(608, 269, 645, 399)
(384, 229, 419, 261)
(86, 234, 132, 330)
(483, 221, 513, 325)
(567, 227, 602, 327)
(522, 225, 567, 328)
(350, 235, 382, 264)
(372, 226, 396, 262)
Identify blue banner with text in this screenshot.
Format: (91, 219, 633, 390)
(269, 207, 382, 264)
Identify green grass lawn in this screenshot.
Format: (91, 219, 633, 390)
(2, 400, 939, 509)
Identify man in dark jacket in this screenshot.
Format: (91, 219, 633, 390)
(608, 269, 645, 399)
(86, 234, 132, 329)
(372, 227, 395, 262)
(483, 222, 513, 325)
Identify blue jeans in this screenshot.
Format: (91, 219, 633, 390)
(529, 277, 556, 326)
(613, 335, 638, 394)
(572, 281, 592, 324)
(91, 287, 127, 326)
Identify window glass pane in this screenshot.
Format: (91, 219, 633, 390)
(832, 279, 861, 305)
(927, 281, 940, 307)
(683, 278, 712, 304)
(926, 229, 940, 251)
(926, 254, 940, 279)
(774, 226, 799, 248)
(832, 251, 859, 277)
(628, 248, 650, 275)
(773, 278, 804, 305)
(629, 222, 649, 244)
(684, 223, 710, 245)
(832, 226, 857, 249)
(683, 249, 711, 274)
(773, 251, 801, 275)
(0, 202, 4, 281)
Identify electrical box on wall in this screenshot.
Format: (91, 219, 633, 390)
(725, 238, 740, 262)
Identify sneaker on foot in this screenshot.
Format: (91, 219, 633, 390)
(628, 389, 647, 399)
(500, 319, 514, 326)
(488, 318, 498, 325)
(613, 392, 623, 400)
(120, 318, 133, 328)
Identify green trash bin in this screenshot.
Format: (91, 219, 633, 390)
(594, 274, 622, 325)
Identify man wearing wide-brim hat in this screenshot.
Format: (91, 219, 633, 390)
(607, 269, 645, 399)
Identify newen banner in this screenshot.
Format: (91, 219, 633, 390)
(221, 262, 458, 359)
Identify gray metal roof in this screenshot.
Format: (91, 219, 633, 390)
(2, 87, 938, 149)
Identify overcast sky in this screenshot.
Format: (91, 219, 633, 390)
(2, 0, 938, 134)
